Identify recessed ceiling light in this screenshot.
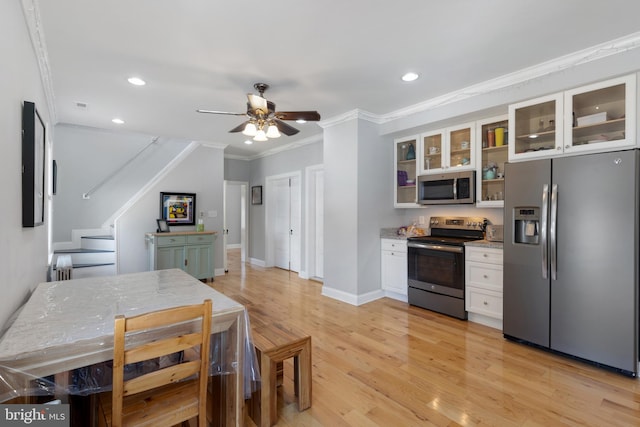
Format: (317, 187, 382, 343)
(401, 72, 419, 82)
(296, 119, 307, 124)
(244, 140, 253, 145)
(127, 77, 146, 86)
(112, 118, 124, 124)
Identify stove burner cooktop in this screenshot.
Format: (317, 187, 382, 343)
(410, 216, 487, 246)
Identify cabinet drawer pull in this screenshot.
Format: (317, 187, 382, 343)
(483, 274, 489, 279)
(483, 301, 488, 305)
(483, 253, 488, 257)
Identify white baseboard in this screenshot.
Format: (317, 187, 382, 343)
(468, 313, 503, 330)
(226, 243, 241, 249)
(214, 267, 226, 277)
(383, 291, 408, 303)
(321, 286, 385, 306)
(249, 258, 266, 267)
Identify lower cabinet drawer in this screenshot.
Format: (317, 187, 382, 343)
(466, 287, 503, 319)
(156, 235, 187, 246)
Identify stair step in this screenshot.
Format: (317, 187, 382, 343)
(53, 249, 115, 266)
(81, 235, 116, 251)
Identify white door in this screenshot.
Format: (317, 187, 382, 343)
(269, 173, 301, 272)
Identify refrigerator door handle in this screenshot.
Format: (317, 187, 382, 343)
(540, 184, 549, 279)
(550, 183, 558, 280)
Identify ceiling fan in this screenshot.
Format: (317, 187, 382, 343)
(196, 83, 321, 141)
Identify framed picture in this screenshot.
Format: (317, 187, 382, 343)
(251, 186, 263, 205)
(160, 192, 196, 226)
(22, 101, 45, 227)
(156, 219, 170, 233)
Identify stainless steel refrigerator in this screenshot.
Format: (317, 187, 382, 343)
(504, 149, 639, 376)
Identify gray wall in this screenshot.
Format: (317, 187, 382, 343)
(116, 144, 225, 274)
(224, 158, 251, 182)
(0, 1, 53, 326)
(247, 142, 323, 265)
(52, 124, 190, 242)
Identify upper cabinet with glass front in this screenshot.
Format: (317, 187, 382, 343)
(508, 93, 563, 161)
(509, 74, 636, 161)
(476, 115, 509, 207)
(419, 123, 476, 174)
(394, 135, 419, 207)
(564, 74, 636, 154)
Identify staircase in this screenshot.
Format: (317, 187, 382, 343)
(52, 235, 116, 279)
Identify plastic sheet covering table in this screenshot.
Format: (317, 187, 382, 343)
(0, 269, 259, 426)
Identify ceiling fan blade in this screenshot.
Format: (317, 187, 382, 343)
(274, 119, 300, 136)
(196, 109, 246, 116)
(247, 94, 268, 113)
(229, 121, 250, 133)
(275, 111, 321, 121)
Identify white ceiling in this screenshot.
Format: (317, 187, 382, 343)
(36, 0, 640, 158)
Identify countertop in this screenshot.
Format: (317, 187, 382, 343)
(380, 228, 408, 240)
(465, 239, 503, 249)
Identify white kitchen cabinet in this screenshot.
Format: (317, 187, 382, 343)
(476, 115, 508, 207)
(147, 231, 216, 280)
(419, 122, 476, 174)
(563, 74, 636, 155)
(394, 135, 419, 208)
(508, 74, 636, 162)
(381, 239, 407, 300)
(465, 245, 503, 329)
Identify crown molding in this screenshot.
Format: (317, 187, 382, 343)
(21, 0, 57, 124)
(197, 140, 228, 150)
(379, 31, 640, 123)
(223, 133, 323, 161)
(318, 109, 384, 129)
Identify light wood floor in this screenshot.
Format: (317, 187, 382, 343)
(212, 250, 640, 426)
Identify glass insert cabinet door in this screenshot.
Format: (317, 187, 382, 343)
(476, 115, 508, 206)
(508, 93, 563, 161)
(421, 131, 444, 172)
(563, 74, 636, 154)
(394, 135, 418, 206)
(447, 126, 473, 170)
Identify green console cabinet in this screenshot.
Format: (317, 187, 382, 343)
(146, 231, 216, 280)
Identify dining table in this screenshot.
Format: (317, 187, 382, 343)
(0, 268, 257, 426)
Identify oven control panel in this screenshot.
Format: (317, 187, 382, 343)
(429, 216, 486, 230)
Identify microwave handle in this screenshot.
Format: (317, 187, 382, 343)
(453, 178, 457, 199)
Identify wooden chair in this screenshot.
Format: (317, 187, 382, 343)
(97, 299, 212, 427)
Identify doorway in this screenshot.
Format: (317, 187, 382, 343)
(223, 180, 248, 272)
(266, 172, 301, 272)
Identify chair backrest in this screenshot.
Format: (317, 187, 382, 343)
(111, 299, 212, 425)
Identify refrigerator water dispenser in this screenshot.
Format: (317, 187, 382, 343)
(514, 207, 540, 244)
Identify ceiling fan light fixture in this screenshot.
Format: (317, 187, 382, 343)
(253, 129, 268, 142)
(242, 122, 257, 136)
(266, 123, 281, 138)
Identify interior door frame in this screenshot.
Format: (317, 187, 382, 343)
(304, 164, 323, 280)
(223, 180, 249, 272)
(265, 171, 301, 271)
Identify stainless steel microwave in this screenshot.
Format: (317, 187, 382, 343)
(417, 170, 475, 205)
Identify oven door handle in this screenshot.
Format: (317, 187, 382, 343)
(407, 242, 463, 253)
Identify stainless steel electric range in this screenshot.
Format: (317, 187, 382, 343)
(407, 216, 486, 320)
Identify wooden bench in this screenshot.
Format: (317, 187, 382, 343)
(249, 323, 312, 427)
